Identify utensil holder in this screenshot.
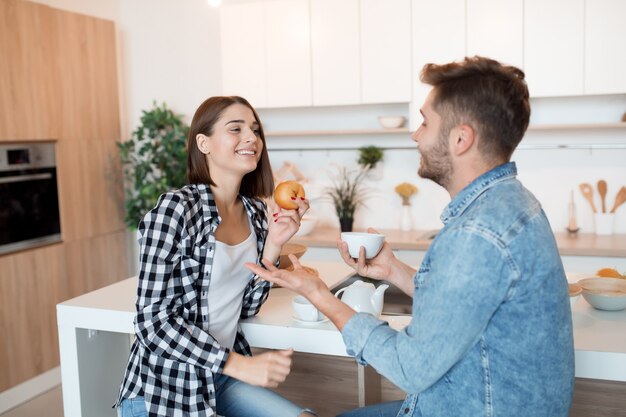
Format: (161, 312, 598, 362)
(594, 213, 615, 235)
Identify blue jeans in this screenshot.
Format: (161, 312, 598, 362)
(337, 401, 404, 417)
(118, 373, 315, 417)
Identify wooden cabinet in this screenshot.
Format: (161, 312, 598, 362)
(0, 0, 59, 140)
(524, 0, 584, 97)
(360, 0, 411, 104)
(584, 0, 626, 95)
(0, 1, 127, 392)
(310, 0, 360, 106)
(466, 0, 523, 70)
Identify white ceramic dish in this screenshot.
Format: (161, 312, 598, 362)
(577, 277, 626, 311)
(377, 116, 405, 129)
(340, 232, 385, 259)
(292, 295, 322, 321)
(291, 315, 329, 325)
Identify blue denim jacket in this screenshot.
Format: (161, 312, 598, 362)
(342, 162, 574, 417)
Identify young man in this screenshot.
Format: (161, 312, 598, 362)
(247, 56, 574, 417)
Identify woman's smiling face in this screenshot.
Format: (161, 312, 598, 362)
(200, 103, 264, 181)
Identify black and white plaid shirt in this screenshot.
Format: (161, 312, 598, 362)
(115, 184, 272, 417)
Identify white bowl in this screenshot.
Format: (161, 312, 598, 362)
(292, 295, 322, 321)
(378, 116, 406, 129)
(294, 216, 317, 237)
(340, 232, 384, 259)
(577, 277, 626, 311)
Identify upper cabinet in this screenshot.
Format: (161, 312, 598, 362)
(524, 0, 584, 97)
(584, 0, 626, 95)
(220, 0, 310, 108)
(359, 0, 412, 104)
(220, 2, 267, 108)
(466, 0, 524, 70)
(310, 0, 360, 106)
(265, 0, 312, 107)
(411, 0, 465, 127)
(222, 0, 411, 108)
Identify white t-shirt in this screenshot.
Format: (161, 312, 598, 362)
(207, 226, 257, 349)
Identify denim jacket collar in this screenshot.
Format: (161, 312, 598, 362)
(440, 162, 517, 224)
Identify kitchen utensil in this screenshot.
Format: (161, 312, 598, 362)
(579, 183, 597, 213)
(597, 180, 608, 213)
(334, 280, 389, 316)
(610, 186, 626, 213)
(566, 190, 579, 234)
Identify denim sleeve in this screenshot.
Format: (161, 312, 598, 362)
(342, 227, 514, 394)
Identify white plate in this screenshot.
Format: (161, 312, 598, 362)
(291, 315, 329, 325)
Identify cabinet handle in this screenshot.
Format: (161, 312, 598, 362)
(0, 173, 52, 184)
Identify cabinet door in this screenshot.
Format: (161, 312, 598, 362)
(220, 3, 267, 107)
(466, 0, 523, 69)
(585, 0, 626, 95)
(360, 0, 412, 104)
(411, 0, 465, 128)
(310, 0, 360, 106)
(265, 0, 312, 108)
(524, 0, 583, 97)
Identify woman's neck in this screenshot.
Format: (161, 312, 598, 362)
(210, 182, 242, 216)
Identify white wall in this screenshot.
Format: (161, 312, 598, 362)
(26, 0, 626, 236)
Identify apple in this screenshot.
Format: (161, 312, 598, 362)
(274, 180, 305, 210)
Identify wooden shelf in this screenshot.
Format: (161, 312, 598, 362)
(265, 128, 410, 137)
(527, 122, 626, 131)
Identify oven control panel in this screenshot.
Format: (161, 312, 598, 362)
(0, 142, 56, 171)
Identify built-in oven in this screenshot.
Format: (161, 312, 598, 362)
(0, 142, 61, 255)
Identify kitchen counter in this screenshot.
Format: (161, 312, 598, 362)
(57, 260, 626, 417)
(292, 227, 626, 258)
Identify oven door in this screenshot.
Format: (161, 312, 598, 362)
(0, 167, 62, 255)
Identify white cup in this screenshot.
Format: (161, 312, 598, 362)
(292, 295, 321, 321)
(594, 213, 615, 235)
(340, 232, 385, 259)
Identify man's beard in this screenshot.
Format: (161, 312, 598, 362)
(418, 132, 452, 188)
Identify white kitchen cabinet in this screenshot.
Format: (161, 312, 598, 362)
(310, 0, 361, 106)
(265, 0, 312, 107)
(220, 2, 267, 107)
(466, 0, 524, 70)
(524, 0, 584, 97)
(360, 0, 412, 104)
(410, 0, 465, 129)
(584, 0, 626, 95)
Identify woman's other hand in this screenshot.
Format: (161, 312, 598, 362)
(222, 350, 293, 388)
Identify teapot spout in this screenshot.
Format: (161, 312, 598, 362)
(371, 284, 389, 315)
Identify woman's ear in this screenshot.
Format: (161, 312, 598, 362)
(451, 124, 475, 156)
(196, 134, 210, 155)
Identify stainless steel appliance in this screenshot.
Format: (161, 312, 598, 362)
(0, 142, 61, 255)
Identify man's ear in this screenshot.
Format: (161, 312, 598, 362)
(451, 124, 475, 156)
(196, 133, 210, 155)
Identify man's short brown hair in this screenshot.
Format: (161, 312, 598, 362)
(187, 96, 274, 198)
(420, 56, 530, 163)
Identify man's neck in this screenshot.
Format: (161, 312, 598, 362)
(447, 159, 502, 199)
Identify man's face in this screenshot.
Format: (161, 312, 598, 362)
(411, 90, 452, 188)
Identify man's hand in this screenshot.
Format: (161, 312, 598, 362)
(222, 350, 293, 388)
(338, 228, 417, 297)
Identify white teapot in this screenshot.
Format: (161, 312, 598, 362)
(335, 279, 389, 317)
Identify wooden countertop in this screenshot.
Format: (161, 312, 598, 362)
(292, 227, 626, 258)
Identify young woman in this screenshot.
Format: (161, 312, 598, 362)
(115, 96, 315, 417)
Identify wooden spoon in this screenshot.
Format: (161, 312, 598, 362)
(597, 180, 608, 213)
(610, 186, 626, 213)
(579, 183, 597, 213)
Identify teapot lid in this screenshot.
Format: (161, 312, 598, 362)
(350, 279, 375, 288)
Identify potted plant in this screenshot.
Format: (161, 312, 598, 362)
(326, 166, 369, 232)
(358, 145, 384, 180)
(118, 101, 189, 229)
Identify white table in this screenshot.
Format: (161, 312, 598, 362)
(57, 261, 626, 417)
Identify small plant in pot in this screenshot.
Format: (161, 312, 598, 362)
(118, 101, 189, 229)
(358, 145, 384, 180)
(325, 166, 369, 232)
